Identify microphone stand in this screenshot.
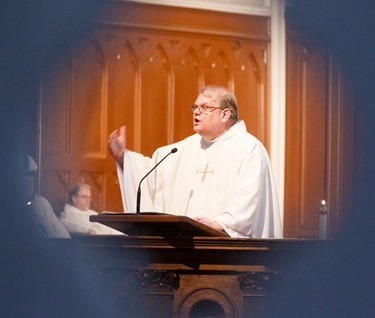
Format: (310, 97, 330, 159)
(136, 148, 177, 214)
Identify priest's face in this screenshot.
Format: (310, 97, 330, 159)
(192, 93, 227, 140)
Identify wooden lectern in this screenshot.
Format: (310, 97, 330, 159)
(80, 213, 324, 317)
(90, 212, 230, 237)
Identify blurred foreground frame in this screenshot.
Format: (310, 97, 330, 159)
(0, 2, 120, 318)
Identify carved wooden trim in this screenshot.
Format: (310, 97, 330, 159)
(238, 271, 285, 295)
(134, 269, 180, 292)
(178, 287, 237, 318)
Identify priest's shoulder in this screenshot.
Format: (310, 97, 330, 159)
(155, 134, 198, 154)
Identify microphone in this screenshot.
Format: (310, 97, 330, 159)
(136, 147, 178, 214)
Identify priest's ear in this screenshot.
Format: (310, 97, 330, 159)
(221, 108, 232, 121)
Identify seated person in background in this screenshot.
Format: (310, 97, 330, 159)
(59, 182, 123, 235)
(19, 154, 71, 238)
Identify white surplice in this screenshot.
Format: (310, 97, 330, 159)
(117, 120, 283, 238)
(59, 204, 123, 235)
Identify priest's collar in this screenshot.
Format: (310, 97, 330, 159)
(201, 120, 246, 146)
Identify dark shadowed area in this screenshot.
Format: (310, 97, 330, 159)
(0, 1, 122, 317)
(267, 0, 375, 317)
(1, 1, 375, 317)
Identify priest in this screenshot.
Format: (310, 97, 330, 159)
(108, 85, 283, 238)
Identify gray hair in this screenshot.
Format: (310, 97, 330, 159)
(200, 85, 238, 120)
(68, 182, 91, 204)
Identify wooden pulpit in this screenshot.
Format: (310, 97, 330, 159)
(90, 212, 230, 237)
(71, 213, 325, 318)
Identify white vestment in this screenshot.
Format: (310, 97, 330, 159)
(118, 120, 283, 238)
(59, 204, 123, 235)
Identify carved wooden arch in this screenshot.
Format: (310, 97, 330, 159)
(178, 287, 238, 318)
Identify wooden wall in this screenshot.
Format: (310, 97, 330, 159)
(38, 1, 355, 238)
(39, 2, 271, 215)
(283, 21, 354, 238)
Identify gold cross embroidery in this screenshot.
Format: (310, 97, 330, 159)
(196, 163, 214, 181)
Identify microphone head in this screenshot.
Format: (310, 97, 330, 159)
(171, 147, 178, 153)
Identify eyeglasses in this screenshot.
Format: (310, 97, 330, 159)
(190, 104, 223, 114)
(76, 195, 93, 201)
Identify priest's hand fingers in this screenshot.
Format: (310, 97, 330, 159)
(119, 125, 126, 149)
(194, 217, 224, 232)
(108, 126, 126, 149)
(108, 128, 125, 166)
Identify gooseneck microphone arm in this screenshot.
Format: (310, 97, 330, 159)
(136, 147, 178, 214)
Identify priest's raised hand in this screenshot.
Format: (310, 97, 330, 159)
(108, 126, 126, 168)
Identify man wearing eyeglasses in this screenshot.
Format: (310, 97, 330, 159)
(59, 182, 123, 235)
(108, 85, 282, 238)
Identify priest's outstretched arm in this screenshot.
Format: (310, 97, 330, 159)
(108, 126, 153, 212)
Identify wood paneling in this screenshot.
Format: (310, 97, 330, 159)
(284, 40, 327, 238)
(325, 56, 354, 237)
(39, 1, 271, 214)
(284, 24, 354, 238)
(38, 1, 354, 238)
